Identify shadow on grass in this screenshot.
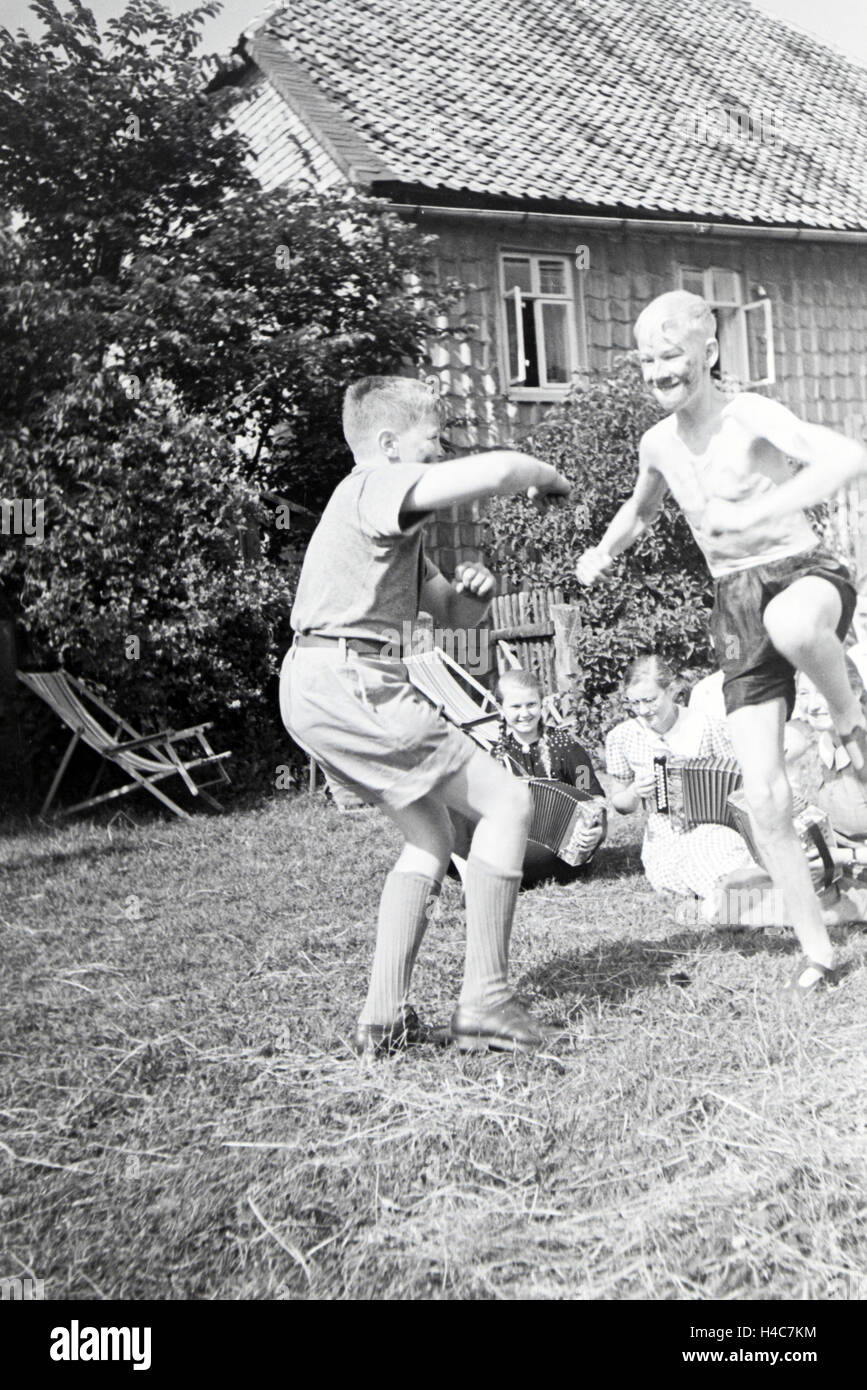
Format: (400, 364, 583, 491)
(582, 842, 644, 880)
(520, 924, 806, 1008)
(520, 841, 642, 889)
(0, 837, 142, 876)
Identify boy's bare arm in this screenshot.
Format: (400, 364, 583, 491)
(575, 438, 668, 584)
(402, 451, 570, 515)
(707, 395, 867, 533)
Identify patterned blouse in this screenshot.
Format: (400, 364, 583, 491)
(605, 707, 747, 898)
(494, 724, 605, 798)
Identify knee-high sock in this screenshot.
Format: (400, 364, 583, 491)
(359, 872, 440, 1025)
(460, 856, 521, 1010)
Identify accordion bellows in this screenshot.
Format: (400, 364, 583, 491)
(527, 778, 605, 867)
(652, 755, 743, 832)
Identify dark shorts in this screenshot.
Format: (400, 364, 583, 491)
(711, 547, 856, 718)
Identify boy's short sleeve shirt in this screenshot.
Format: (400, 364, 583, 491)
(290, 463, 434, 642)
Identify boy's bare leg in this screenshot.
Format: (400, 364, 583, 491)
(442, 747, 532, 873)
(763, 577, 865, 739)
(727, 700, 834, 982)
(357, 795, 453, 1034)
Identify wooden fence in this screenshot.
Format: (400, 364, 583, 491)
(488, 587, 582, 692)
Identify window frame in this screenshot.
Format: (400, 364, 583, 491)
(498, 250, 584, 400)
(677, 264, 775, 389)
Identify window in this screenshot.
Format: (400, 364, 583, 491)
(500, 253, 580, 394)
(678, 265, 775, 389)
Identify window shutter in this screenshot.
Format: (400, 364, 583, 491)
(509, 285, 527, 385)
(742, 296, 775, 386)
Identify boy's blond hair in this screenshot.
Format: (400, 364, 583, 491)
(342, 376, 440, 457)
(634, 290, 716, 349)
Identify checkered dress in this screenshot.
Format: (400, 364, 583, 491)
(605, 708, 748, 898)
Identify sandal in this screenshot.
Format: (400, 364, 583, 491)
(782, 957, 837, 1000)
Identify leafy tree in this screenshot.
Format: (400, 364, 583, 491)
(3, 368, 295, 745)
(0, 1, 454, 796)
(484, 357, 716, 741)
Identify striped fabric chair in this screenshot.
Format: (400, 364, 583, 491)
(17, 670, 231, 821)
(403, 647, 502, 750)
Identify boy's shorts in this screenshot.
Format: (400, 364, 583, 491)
(710, 547, 856, 718)
(279, 645, 477, 810)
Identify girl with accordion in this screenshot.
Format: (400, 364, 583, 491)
(493, 669, 608, 878)
(605, 654, 749, 905)
(450, 669, 607, 884)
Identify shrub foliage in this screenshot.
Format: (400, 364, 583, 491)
(484, 359, 716, 739)
(0, 1, 455, 794)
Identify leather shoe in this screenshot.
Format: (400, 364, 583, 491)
(448, 997, 563, 1053)
(354, 1004, 423, 1057)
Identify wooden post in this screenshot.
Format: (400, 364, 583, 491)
(551, 604, 583, 692)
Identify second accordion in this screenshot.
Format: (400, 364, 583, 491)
(527, 777, 607, 867)
(652, 755, 743, 833)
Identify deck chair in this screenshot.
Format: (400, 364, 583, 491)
(404, 647, 502, 750)
(17, 670, 232, 821)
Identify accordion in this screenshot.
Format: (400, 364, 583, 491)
(527, 778, 607, 869)
(652, 755, 743, 833)
(726, 790, 839, 889)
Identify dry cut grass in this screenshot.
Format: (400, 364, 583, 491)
(1, 793, 865, 1300)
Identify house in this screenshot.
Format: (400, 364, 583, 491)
(214, 0, 867, 575)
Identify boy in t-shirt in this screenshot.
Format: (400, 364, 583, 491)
(281, 376, 571, 1052)
(576, 291, 867, 997)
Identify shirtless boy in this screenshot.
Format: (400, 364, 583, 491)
(576, 291, 867, 996)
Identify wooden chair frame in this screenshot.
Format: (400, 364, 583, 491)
(17, 670, 232, 821)
(403, 647, 503, 750)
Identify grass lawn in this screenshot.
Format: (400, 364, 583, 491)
(1, 790, 865, 1301)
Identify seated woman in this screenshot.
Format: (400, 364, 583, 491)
(495, 670, 601, 787)
(450, 668, 607, 884)
(605, 653, 748, 905)
(494, 668, 607, 876)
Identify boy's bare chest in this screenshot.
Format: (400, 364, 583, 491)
(659, 416, 770, 512)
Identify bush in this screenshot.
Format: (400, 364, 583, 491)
(484, 357, 715, 743)
(2, 371, 297, 796)
(0, 2, 461, 803)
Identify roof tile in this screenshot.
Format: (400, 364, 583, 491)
(248, 0, 867, 229)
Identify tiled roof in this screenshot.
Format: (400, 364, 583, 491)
(245, 0, 867, 230)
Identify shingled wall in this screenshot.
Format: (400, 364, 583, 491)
(422, 213, 867, 575)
